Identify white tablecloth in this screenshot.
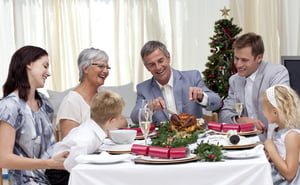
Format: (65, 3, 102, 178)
(68, 149, 272, 185)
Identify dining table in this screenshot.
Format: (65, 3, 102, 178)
(68, 134, 273, 185)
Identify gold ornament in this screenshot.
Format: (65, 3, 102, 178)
(220, 6, 230, 19)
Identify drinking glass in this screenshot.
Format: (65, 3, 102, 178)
(138, 107, 152, 145)
(141, 99, 154, 117)
(235, 100, 243, 118)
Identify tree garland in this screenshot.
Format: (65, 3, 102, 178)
(151, 122, 223, 162)
(193, 142, 223, 162)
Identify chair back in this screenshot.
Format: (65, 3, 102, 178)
(0, 168, 3, 185)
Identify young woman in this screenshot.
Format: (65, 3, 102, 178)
(0, 46, 69, 185)
(262, 84, 300, 184)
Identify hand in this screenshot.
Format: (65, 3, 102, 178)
(264, 138, 277, 161)
(188, 87, 204, 101)
(148, 97, 166, 111)
(263, 147, 271, 161)
(236, 116, 266, 133)
(50, 151, 69, 170)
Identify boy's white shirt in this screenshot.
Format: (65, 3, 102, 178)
(53, 119, 107, 172)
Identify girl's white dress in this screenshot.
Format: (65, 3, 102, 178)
(271, 128, 300, 185)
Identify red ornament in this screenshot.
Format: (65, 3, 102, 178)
(208, 154, 215, 160)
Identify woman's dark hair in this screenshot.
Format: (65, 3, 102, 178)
(3, 45, 48, 103)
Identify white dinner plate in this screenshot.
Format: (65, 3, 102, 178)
(100, 139, 145, 154)
(208, 129, 262, 136)
(223, 144, 263, 159)
(75, 151, 132, 164)
(134, 154, 199, 164)
(198, 135, 260, 149)
(135, 131, 157, 140)
(224, 151, 260, 159)
(139, 154, 197, 162)
(100, 144, 131, 152)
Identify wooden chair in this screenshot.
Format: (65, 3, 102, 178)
(54, 127, 60, 142)
(0, 168, 3, 185)
(203, 112, 218, 123)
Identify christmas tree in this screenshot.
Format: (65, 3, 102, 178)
(202, 7, 242, 100)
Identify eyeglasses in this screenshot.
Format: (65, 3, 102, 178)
(91, 63, 111, 71)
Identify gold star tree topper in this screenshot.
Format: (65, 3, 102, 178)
(220, 6, 230, 19)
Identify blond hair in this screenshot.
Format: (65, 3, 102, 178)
(90, 90, 125, 125)
(261, 85, 300, 128)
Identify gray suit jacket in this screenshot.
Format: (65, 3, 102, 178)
(130, 69, 222, 125)
(218, 61, 290, 140)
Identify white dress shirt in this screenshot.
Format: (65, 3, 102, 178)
(156, 71, 208, 116)
(245, 71, 257, 119)
(52, 119, 107, 172)
(156, 72, 177, 115)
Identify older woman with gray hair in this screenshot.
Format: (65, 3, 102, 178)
(56, 48, 127, 139)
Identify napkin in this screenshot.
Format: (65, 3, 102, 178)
(75, 151, 132, 164)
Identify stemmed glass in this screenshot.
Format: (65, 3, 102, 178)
(141, 99, 154, 116)
(139, 100, 153, 145)
(235, 98, 243, 118)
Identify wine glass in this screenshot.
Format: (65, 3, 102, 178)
(141, 99, 154, 117)
(138, 107, 152, 145)
(235, 101, 243, 118)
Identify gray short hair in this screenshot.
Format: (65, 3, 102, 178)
(77, 48, 109, 82)
(140, 41, 169, 64)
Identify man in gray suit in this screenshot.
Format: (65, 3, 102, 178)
(219, 32, 290, 141)
(130, 40, 222, 125)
